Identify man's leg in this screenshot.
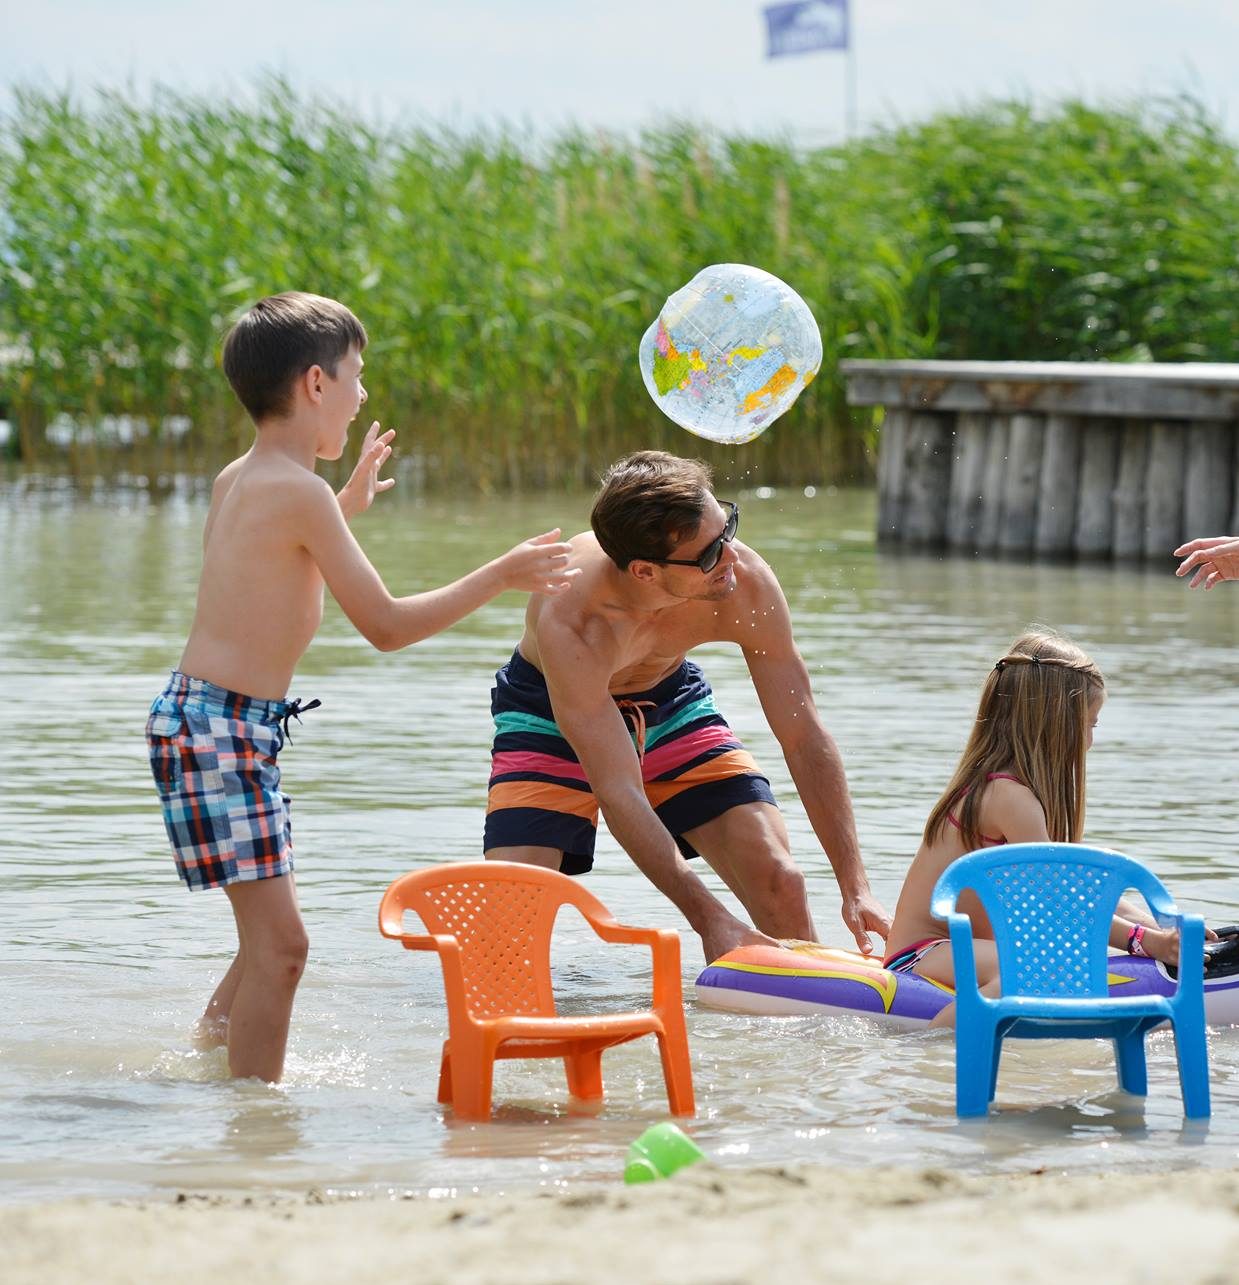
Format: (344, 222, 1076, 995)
(221, 874, 308, 1082)
(681, 802, 815, 941)
(484, 845, 562, 870)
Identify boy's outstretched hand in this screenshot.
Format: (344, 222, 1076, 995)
(338, 421, 396, 520)
(499, 529, 580, 595)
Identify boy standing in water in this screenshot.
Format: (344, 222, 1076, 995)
(146, 292, 576, 1083)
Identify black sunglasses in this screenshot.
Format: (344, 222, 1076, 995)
(642, 501, 739, 574)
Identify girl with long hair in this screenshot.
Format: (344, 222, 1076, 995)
(885, 628, 1199, 1025)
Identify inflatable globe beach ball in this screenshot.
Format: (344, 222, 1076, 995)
(637, 263, 823, 446)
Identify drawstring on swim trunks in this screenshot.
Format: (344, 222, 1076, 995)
(616, 699, 656, 762)
(282, 697, 322, 744)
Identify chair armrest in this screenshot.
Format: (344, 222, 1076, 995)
(585, 915, 683, 1007)
(586, 916, 665, 948)
(378, 895, 442, 950)
(1176, 914, 1206, 976)
(1123, 865, 1181, 925)
(377, 903, 453, 953)
(930, 884, 961, 922)
(392, 933, 442, 951)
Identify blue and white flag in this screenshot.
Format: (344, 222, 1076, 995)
(764, 0, 848, 57)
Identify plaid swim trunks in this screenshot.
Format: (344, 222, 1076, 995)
(483, 648, 776, 874)
(146, 671, 314, 891)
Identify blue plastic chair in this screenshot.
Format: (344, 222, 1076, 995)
(930, 842, 1210, 1119)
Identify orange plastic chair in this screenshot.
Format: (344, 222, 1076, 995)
(378, 861, 696, 1120)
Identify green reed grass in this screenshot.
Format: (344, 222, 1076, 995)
(1, 82, 1236, 486)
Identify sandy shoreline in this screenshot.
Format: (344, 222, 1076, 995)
(7, 1164, 1239, 1284)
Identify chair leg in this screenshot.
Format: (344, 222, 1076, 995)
(1172, 1024, 1212, 1120)
(1114, 1029, 1149, 1097)
(657, 1029, 696, 1117)
(988, 1034, 1003, 1103)
(437, 1047, 453, 1104)
(955, 1036, 995, 1118)
(564, 1048, 605, 1101)
(447, 1038, 496, 1121)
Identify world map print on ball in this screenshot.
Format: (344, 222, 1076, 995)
(638, 263, 823, 445)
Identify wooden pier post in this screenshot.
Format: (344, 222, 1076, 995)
(998, 414, 1045, 554)
(1144, 422, 1186, 559)
(1034, 414, 1081, 557)
(1112, 422, 1150, 560)
(947, 412, 989, 548)
(876, 408, 908, 542)
(902, 412, 952, 545)
(1075, 421, 1122, 558)
(1184, 422, 1234, 542)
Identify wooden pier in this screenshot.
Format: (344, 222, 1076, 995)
(841, 361, 1239, 559)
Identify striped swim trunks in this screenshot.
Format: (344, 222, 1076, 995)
(146, 671, 311, 891)
(483, 648, 776, 874)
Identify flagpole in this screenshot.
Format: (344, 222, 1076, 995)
(844, 2, 857, 139)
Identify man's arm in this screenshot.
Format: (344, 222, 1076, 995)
(740, 566, 890, 951)
(297, 476, 577, 650)
(540, 620, 775, 963)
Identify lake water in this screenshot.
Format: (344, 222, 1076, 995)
(3, 475, 1239, 1203)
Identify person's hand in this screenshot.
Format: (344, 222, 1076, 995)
(337, 421, 396, 520)
(841, 890, 892, 956)
(1174, 536, 1239, 589)
(498, 529, 580, 595)
(1141, 925, 1216, 968)
(1141, 926, 1177, 965)
(700, 913, 781, 966)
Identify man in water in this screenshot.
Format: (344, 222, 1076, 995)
(483, 450, 890, 963)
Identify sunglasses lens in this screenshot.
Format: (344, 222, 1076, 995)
(700, 542, 722, 573)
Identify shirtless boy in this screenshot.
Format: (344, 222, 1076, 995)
(483, 450, 890, 963)
(146, 291, 576, 1082)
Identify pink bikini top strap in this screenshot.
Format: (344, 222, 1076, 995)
(947, 774, 1022, 846)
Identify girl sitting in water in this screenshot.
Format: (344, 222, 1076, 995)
(884, 627, 1203, 1027)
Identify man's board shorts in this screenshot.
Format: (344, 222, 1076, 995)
(483, 648, 777, 874)
(146, 671, 304, 891)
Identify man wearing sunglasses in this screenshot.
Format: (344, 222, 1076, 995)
(483, 450, 890, 964)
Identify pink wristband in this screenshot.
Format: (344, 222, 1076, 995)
(1127, 924, 1148, 957)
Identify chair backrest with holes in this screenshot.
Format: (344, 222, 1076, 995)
(933, 844, 1173, 999)
(391, 863, 581, 1018)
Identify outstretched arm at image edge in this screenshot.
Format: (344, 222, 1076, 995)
(1175, 534, 1239, 589)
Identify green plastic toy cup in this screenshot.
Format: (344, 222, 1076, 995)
(623, 1122, 706, 1184)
